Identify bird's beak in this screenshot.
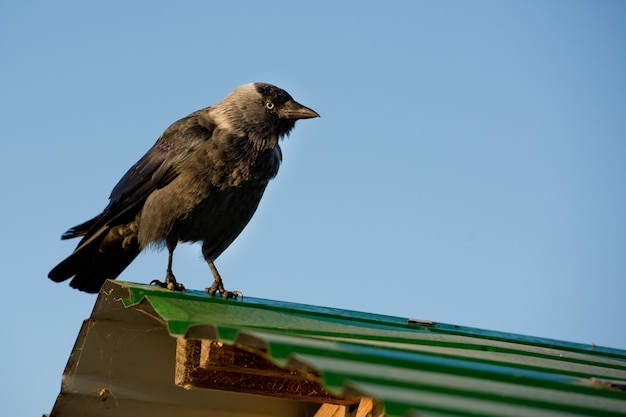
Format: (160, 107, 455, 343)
(280, 100, 320, 120)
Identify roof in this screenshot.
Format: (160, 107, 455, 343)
(50, 280, 626, 417)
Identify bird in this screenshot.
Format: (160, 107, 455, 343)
(48, 82, 319, 297)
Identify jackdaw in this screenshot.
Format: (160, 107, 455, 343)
(48, 83, 319, 297)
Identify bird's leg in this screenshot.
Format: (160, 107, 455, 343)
(205, 260, 242, 299)
(204, 259, 243, 299)
(202, 242, 240, 298)
(150, 240, 185, 291)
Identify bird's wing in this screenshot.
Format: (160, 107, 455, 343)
(66, 110, 216, 241)
(49, 109, 218, 287)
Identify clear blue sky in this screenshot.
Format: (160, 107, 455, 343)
(1, 1, 625, 415)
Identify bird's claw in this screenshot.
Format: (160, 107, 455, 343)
(205, 284, 243, 300)
(224, 290, 244, 300)
(150, 279, 185, 291)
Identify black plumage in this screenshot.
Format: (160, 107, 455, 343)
(48, 83, 319, 296)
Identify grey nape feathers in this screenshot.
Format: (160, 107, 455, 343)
(49, 83, 319, 297)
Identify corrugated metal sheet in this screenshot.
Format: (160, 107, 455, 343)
(118, 280, 626, 417)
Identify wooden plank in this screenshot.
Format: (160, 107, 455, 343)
(175, 338, 361, 405)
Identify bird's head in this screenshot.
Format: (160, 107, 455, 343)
(213, 83, 319, 143)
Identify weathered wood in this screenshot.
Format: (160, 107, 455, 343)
(175, 338, 362, 405)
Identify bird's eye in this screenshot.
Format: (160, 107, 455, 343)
(265, 101, 275, 110)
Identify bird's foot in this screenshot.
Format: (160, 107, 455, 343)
(204, 260, 242, 299)
(150, 272, 185, 291)
(205, 281, 242, 299)
(151, 279, 185, 291)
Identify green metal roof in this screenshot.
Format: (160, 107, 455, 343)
(118, 280, 626, 417)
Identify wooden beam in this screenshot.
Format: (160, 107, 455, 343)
(314, 404, 348, 417)
(175, 338, 362, 405)
(313, 398, 384, 417)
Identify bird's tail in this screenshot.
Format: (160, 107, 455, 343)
(48, 220, 141, 293)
